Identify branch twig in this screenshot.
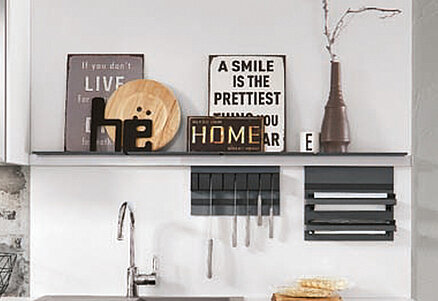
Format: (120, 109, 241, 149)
(322, 2, 402, 61)
(322, 0, 335, 60)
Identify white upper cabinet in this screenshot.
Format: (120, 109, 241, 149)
(0, 0, 30, 165)
(0, 0, 6, 162)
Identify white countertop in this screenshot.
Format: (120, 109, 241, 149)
(0, 297, 415, 301)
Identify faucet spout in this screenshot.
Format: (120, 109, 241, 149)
(117, 201, 135, 268)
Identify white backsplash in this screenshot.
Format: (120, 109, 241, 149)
(30, 167, 411, 299)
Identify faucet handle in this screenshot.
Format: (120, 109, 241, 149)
(133, 256, 159, 287)
(151, 255, 158, 274)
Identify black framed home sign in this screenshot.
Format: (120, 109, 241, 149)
(187, 116, 264, 152)
(208, 55, 286, 152)
(64, 54, 144, 152)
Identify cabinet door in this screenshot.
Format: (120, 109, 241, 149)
(5, 0, 29, 165)
(0, 0, 5, 163)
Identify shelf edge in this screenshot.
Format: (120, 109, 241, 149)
(29, 154, 412, 167)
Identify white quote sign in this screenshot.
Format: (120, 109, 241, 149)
(209, 55, 286, 152)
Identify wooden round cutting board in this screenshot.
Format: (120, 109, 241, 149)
(105, 79, 181, 151)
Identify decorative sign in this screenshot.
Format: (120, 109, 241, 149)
(188, 116, 264, 152)
(90, 97, 153, 153)
(208, 55, 286, 152)
(300, 131, 320, 153)
(65, 54, 144, 152)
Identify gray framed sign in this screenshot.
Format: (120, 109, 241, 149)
(64, 54, 144, 152)
(208, 55, 286, 152)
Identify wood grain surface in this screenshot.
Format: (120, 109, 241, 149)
(105, 79, 181, 151)
(271, 293, 342, 301)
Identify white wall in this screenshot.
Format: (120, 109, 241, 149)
(29, 0, 413, 299)
(30, 166, 411, 299)
(30, 0, 412, 152)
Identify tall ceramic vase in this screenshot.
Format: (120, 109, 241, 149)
(321, 61, 350, 153)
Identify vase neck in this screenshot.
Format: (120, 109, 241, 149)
(328, 61, 345, 106)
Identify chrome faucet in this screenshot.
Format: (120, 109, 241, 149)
(117, 201, 157, 297)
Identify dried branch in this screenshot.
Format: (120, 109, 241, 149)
(322, 1, 402, 61)
(322, 0, 335, 60)
(347, 7, 403, 18)
(331, 7, 402, 43)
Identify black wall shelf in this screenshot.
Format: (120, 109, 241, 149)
(29, 151, 411, 167)
(32, 151, 409, 157)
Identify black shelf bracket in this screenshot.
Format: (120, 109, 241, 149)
(304, 166, 397, 241)
(191, 166, 280, 216)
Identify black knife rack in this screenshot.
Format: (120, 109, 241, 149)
(304, 166, 397, 241)
(191, 166, 280, 216)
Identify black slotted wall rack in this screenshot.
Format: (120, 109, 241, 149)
(191, 166, 280, 216)
(304, 166, 397, 241)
